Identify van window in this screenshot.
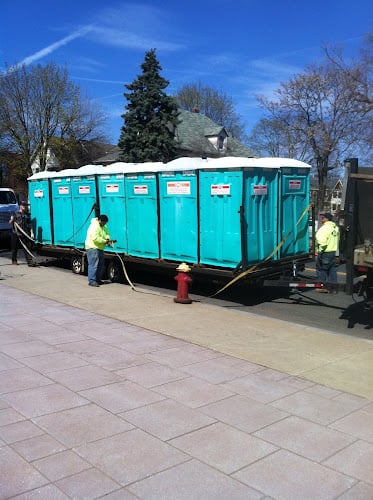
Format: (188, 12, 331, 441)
(0, 191, 17, 204)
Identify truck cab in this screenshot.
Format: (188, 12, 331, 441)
(341, 160, 373, 303)
(0, 188, 19, 239)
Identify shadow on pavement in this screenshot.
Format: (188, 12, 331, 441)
(340, 300, 373, 330)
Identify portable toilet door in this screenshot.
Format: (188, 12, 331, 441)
(97, 173, 127, 254)
(199, 169, 243, 268)
(71, 176, 98, 249)
(243, 167, 279, 263)
(125, 172, 159, 258)
(280, 167, 310, 257)
(28, 178, 53, 244)
(159, 170, 198, 263)
(51, 177, 74, 246)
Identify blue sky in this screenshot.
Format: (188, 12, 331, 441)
(1, 0, 371, 144)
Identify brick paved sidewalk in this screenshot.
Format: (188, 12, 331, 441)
(1, 285, 373, 499)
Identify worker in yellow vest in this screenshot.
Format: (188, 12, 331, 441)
(315, 212, 339, 293)
(85, 214, 112, 287)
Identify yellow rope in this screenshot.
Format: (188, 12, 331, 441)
(209, 202, 312, 297)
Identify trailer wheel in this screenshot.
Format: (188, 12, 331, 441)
(71, 255, 84, 275)
(106, 259, 123, 283)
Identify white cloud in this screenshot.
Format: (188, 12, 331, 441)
(87, 3, 186, 52)
(89, 26, 184, 52)
(6, 2, 186, 74)
(68, 57, 105, 74)
(249, 58, 301, 78)
(204, 52, 241, 69)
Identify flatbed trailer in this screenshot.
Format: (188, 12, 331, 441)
(29, 156, 316, 294)
(34, 241, 312, 290)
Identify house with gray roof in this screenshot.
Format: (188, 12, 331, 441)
(94, 109, 256, 164)
(175, 109, 256, 158)
(93, 144, 122, 165)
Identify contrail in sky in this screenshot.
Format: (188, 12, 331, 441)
(10, 25, 94, 69)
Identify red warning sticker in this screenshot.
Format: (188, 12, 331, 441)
(211, 184, 231, 195)
(253, 185, 268, 195)
(134, 185, 149, 195)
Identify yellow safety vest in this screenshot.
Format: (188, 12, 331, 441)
(316, 221, 339, 253)
(85, 218, 110, 250)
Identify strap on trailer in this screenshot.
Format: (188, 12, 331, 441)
(263, 279, 323, 288)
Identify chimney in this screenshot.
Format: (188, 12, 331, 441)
(192, 107, 200, 113)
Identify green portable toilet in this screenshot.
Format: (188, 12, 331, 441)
(97, 168, 127, 254)
(279, 161, 311, 257)
(125, 167, 160, 259)
(199, 164, 244, 268)
(51, 172, 75, 246)
(71, 170, 98, 249)
(159, 168, 198, 263)
(243, 164, 279, 263)
(28, 172, 53, 244)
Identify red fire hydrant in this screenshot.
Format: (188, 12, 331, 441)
(174, 263, 193, 304)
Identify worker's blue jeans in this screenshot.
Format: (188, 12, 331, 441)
(86, 248, 105, 284)
(316, 251, 337, 286)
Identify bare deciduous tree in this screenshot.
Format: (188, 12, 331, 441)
(323, 34, 373, 163)
(0, 63, 107, 175)
(250, 36, 372, 210)
(248, 116, 310, 160)
(255, 60, 370, 210)
(324, 33, 372, 116)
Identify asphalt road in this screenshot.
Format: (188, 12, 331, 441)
(229, 287, 373, 340)
(1, 247, 372, 340)
(117, 262, 373, 341)
(96, 260, 373, 341)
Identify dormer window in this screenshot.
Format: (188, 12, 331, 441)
(205, 126, 228, 152)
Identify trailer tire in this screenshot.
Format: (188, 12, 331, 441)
(71, 255, 84, 275)
(106, 259, 123, 283)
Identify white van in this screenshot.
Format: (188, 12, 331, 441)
(0, 188, 19, 236)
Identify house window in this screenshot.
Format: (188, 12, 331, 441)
(218, 135, 225, 150)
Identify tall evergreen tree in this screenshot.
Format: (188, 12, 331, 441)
(118, 49, 179, 162)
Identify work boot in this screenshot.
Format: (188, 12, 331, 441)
(12, 260, 18, 265)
